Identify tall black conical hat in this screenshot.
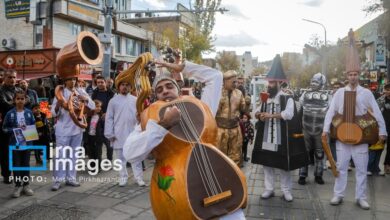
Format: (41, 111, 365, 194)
(266, 54, 287, 81)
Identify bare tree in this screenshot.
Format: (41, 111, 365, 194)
(216, 51, 240, 72)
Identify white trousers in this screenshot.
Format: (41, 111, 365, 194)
(263, 166, 292, 193)
(114, 149, 143, 181)
(54, 134, 83, 182)
(334, 141, 368, 200)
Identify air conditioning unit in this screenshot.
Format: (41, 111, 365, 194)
(1, 38, 16, 50)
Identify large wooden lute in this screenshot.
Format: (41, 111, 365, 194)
(331, 91, 379, 145)
(141, 96, 247, 220)
(117, 51, 247, 219)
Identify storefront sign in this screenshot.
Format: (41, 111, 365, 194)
(370, 71, 378, 82)
(68, 2, 100, 24)
(5, 0, 30, 19)
(79, 64, 93, 75)
(0, 49, 59, 74)
(375, 36, 386, 67)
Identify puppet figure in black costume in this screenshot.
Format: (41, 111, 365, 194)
(252, 55, 309, 202)
(298, 73, 330, 185)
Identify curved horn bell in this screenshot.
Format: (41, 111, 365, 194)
(56, 31, 103, 78)
(55, 31, 103, 128)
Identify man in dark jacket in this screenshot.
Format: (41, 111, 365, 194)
(91, 75, 115, 161)
(0, 69, 17, 184)
(19, 79, 39, 110)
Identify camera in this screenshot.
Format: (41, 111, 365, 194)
(161, 47, 181, 63)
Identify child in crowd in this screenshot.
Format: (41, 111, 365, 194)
(87, 100, 104, 171)
(2, 89, 36, 198)
(31, 104, 52, 164)
(241, 112, 254, 162)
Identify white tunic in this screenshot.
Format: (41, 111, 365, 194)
(51, 87, 95, 137)
(323, 85, 387, 136)
(123, 61, 222, 163)
(104, 94, 138, 149)
(323, 85, 387, 201)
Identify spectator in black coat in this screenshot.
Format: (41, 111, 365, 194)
(91, 76, 115, 161)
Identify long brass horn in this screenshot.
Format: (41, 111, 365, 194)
(55, 31, 103, 128)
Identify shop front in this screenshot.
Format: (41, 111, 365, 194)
(0, 48, 60, 80)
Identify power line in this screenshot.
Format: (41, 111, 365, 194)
(115, 8, 228, 14)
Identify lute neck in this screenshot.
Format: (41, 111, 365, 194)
(343, 91, 356, 122)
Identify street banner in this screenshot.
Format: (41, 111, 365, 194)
(5, 0, 30, 19)
(375, 36, 386, 67)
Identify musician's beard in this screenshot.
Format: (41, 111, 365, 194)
(267, 86, 278, 98)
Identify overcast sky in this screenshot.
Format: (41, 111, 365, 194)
(132, 0, 382, 62)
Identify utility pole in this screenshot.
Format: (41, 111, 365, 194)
(101, 0, 113, 79)
(99, 4, 228, 79)
(302, 19, 328, 78)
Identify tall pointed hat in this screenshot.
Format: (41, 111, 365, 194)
(266, 54, 288, 81)
(346, 28, 361, 73)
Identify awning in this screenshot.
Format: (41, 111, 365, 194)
(17, 73, 54, 80)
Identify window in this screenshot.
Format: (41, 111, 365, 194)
(88, 0, 99, 4)
(125, 38, 142, 56)
(135, 41, 141, 55)
(115, 36, 121, 54)
(34, 25, 43, 47)
(70, 23, 82, 36)
(125, 38, 134, 55)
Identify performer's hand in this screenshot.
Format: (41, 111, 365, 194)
(322, 132, 328, 139)
(259, 112, 266, 121)
(255, 112, 261, 119)
(260, 112, 272, 120)
(109, 137, 116, 142)
(379, 135, 387, 142)
(77, 95, 88, 102)
(55, 99, 64, 112)
(159, 106, 181, 129)
(57, 99, 64, 107)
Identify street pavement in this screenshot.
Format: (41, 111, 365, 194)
(0, 146, 390, 220)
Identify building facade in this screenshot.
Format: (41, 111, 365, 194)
(123, 3, 196, 59)
(354, 14, 388, 91)
(1, 0, 157, 79)
(237, 51, 258, 79)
